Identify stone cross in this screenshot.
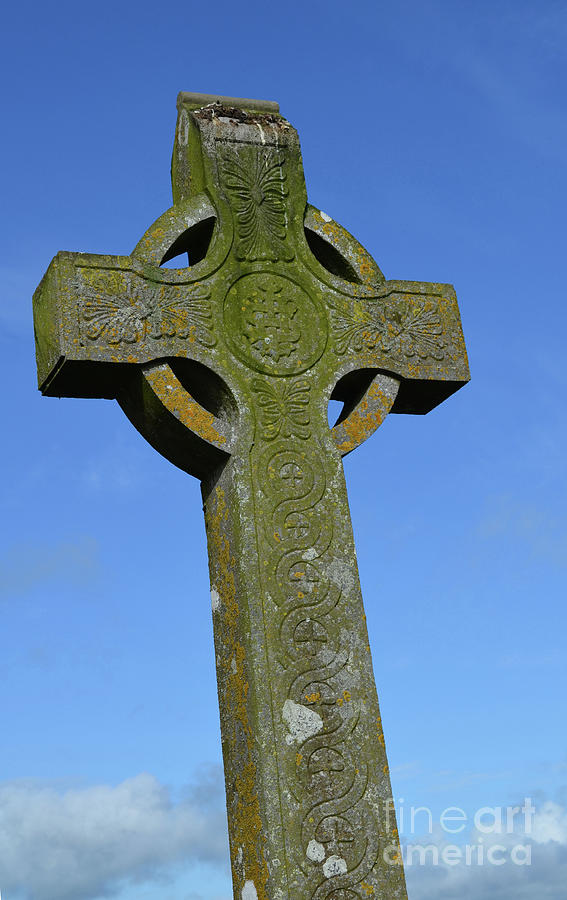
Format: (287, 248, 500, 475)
(33, 93, 469, 900)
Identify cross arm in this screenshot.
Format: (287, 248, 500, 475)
(33, 250, 219, 399)
(328, 279, 470, 414)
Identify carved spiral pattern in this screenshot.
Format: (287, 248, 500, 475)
(252, 417, 382, 899)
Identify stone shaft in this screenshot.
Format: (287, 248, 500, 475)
(203, 423, 406, 900)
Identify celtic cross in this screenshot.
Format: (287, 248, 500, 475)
(33, 92, 469, 900)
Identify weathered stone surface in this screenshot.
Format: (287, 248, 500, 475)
(33, 93, 470, 900)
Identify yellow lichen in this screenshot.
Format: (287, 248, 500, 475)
(207, 487, 269, 900)
(333, 383, 390, 453)
(146, 367, 226, 445)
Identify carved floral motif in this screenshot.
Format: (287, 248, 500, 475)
(332, 298, 445, 360)
(382, 300, 445, 359)
(78, 273, 215, 347)
(221, 147, 293, 261)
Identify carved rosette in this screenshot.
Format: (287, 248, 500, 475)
(223, 273, 327, 376)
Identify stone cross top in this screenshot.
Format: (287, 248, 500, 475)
(33, 93, 469, 900)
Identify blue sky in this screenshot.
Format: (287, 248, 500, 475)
(1, 0, 566, 897)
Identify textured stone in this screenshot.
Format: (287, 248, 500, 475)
(32, 93, 470, 900)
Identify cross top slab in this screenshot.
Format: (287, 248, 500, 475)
(34, 92, 468, 473)
(33, 93, 469, 900)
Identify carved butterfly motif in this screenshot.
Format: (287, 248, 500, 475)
(252, 377, 311, 440)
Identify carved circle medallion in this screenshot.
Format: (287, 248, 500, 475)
(223, 272, 327, 375)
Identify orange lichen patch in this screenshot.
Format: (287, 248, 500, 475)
(145, 367, 226, 445)
(305, 691, 321, 703)
(361, 882, 375, 895)
(296, 752, 303, 767)
(233, 759, 269, 898)
(135, 225, 166, 258)
(207, 487, 269, 900)
(181, 397, 226, 444)
(333, 383, 391, 454)
(376, 715, 385, 746)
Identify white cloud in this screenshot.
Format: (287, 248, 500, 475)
(404, 796, 567, 900)
(532, 800, 567, 845)
(0, 771, 229, 900)
(2, 770, 565, 900)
